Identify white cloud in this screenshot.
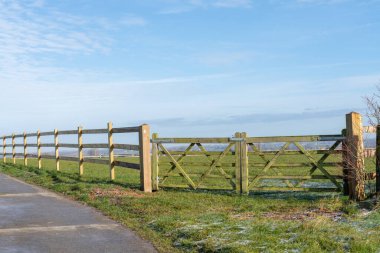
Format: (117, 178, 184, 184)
(120, 15, 147, 26)
(159, 0, 252, 14)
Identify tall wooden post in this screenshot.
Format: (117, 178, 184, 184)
(12, 133, 15, 164)
(241, 132, 249, 194)
(235, 132, 242, 194)
(376, 125, 380, 197)
(37, 130, 42, 169)
(346, 112, 365, 201)
(3, 136, 6, 163)
(54, 129, 60, 171)
(152, 133, 159, 191)
(341, 129, 349, 196)
(107, 122, 115, 180)
(78, 127, 84, 176)
(23, 132, 27, 166)
(139, 124, 152, 193)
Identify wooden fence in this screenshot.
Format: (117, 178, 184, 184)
(152, 112, 380, 200)
(1, 123, 152, 192)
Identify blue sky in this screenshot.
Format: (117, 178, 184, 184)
(1, 0, 380, 137)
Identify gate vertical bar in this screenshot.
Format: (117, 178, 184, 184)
(78, 127, 84, 176)
(37, 130, 42, 169)
(235, 132, 242, 194)
(139, 124, 152, 193)
(346, 112, 365, 201)
(241, 132, 249, 194)
(342, 129, 349, 195)
(152, 133, 159, 191)
(376, 125, 380, 196)
(12, 134, 15, 164)
(23, 132, 27, 166)
(54, 129, 60, 171)
(107, 122, 115, 180)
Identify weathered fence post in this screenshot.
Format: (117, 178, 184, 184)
(23, 132, 27, 166)
(376, 125, 380, 197)
(235, 132, 242, 194)
(107, 122, 115, 180)
(139, 124, 152, 193)
(37, 130, 42, 169)
(346, 112, 365, 201)
(78, 127, 84, 176)
(12, 133, 15, 164)
(54, 129, 60, 171)
(3, 136, 6, 163)
(341, 129, 349, 196)
(151, 133, 159, 191)
(241, 132, 249, 194)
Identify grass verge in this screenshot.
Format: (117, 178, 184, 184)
(1, 160, 380, 253)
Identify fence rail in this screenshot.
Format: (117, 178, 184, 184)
(1, 122, 152, 192)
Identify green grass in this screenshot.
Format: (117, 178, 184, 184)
(1, 157, 380, 253)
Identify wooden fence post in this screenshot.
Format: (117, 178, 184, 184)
(23, 132, 27, 166)
(152, 133, 159, 191)
(241, 132, 249, 194)
(139, 124, 152, 193)
(376, 125, 380, 197)
(78, 127, 84, 176)
(235, 132, 242, 194)
(3, 136, 6, 163)
(54, 129, 60, 171)
(12, 133, 15, 164)
(37, 130, 42, 169)
(341, 129, 349, 196)
(107, 122, 115, 180)
(346, 112, 365, 201)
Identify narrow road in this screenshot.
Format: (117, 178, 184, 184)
(0, 173, 157, 253)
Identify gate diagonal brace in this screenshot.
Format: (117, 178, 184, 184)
(249, 142, 292, 189)
(295, 140, 342, 188)
(159, 143, 196, 189)
(248, 143, 295, 188)
(196, 143, 236, 188)
(160, 143, 195, 184)
(293, 142, 342, 191)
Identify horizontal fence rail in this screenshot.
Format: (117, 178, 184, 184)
(1, 123, 152, 192)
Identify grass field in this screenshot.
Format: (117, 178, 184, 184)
(1, 157, 380, 252)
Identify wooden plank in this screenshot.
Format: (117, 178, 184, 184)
(113, 144, 140, 151)
(250, 187, 341, 192)
(250, 175, 343, 180)
(114, 160, 140, 170)
(82, 143, 108, 149)
(108, 122, 115, 180)
(39, 131, 55, 136)
(40, 144, 55, 147)
(159, 143, 196, 189)
(54, 129, 59, 171)
(23, 132, 27, 166)
(13, 144, 24, 147)
(246, 135, 345, 143)
(41, 155, 56, 159)
(248, 150, 342, 155)
(376, 125, 380, 196)
(152, 133, 159, 191)
(112, 127, 140, 133)
(59, 143, 78, 148)
(25, 133, 37, 137)
(139, 124, 152, 192)
(158, 162, 236, 167)
(78, 127, 83, 176)
(241, 132, 249, 194)
(346, 112, 365, 201)
(84, 158, 109, 165)
(59, 130, 78, 135)
(159, 151, 235, 156)
(235, 132, 241, 194)
(82, 129, 108, 134)
(294, 142, 342, 191)
(248, 162, 342, 167)
(13, 134, 24, 138)
(37, 130, 42, 169)
(3, 136, 6, 163)
(12, 134, 15, 164)
(153, 138, 231, 144)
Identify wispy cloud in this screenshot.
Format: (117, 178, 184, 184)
(159, 0, 252, 14)
(120, 15, 147, 26)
